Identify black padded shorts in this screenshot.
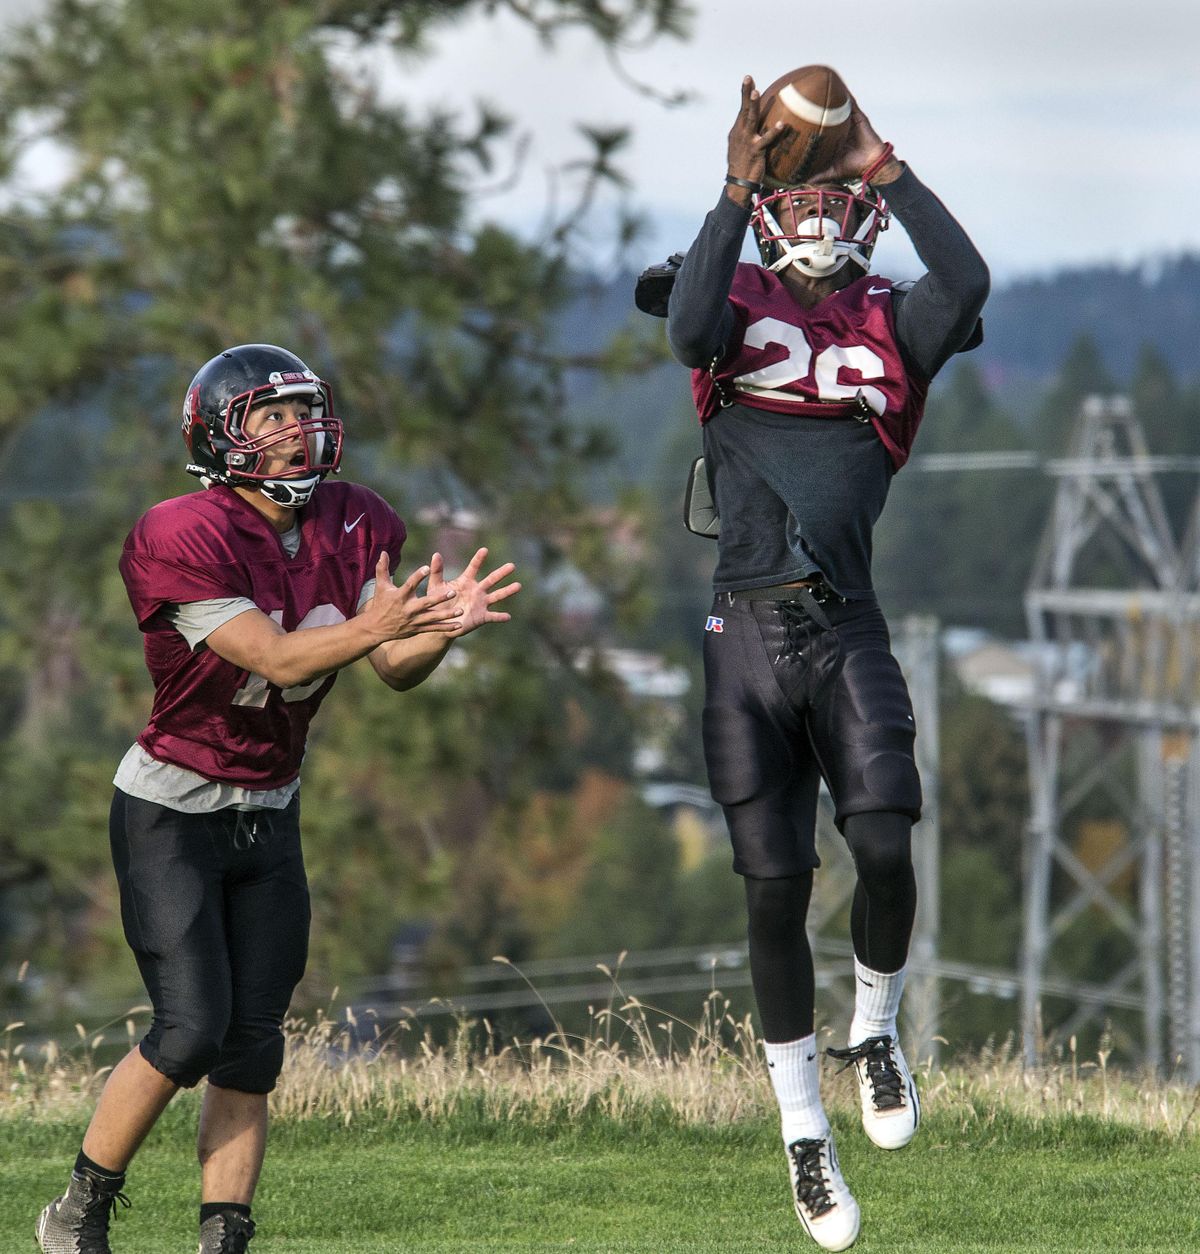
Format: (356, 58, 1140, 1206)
(701, 591, 921, 878)
(109, 789, 311, 1092)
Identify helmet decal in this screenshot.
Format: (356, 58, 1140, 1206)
(182, 385, 202, 441)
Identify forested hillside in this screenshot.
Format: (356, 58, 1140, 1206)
(582, 253, 1200, 641)
(567, 251, 1200, 494)
(0, 0, 694, 1028)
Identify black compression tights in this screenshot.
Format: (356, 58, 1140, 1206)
(744, 811, 917, 1043)
(745, 872, 816, 1043)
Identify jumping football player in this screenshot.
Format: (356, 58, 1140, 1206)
(648, 79, 988, 1249)
(36, 344, 520, 1254)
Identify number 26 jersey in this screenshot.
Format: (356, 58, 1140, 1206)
(690, 265, 929, 470)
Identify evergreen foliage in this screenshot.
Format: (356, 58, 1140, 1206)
(874, 360, 1048, 634)
(0, 0, 690, 1009)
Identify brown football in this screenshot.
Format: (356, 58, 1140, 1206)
(759, 65, 852, 187)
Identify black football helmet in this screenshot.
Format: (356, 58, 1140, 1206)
(182, 344, 343, 508)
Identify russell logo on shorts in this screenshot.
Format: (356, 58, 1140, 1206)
(705, 616, 724, 633)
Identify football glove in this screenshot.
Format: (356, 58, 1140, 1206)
(634, 252, 686, 318)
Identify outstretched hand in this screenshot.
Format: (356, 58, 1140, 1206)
(426, 548, 520, 637)
(360, 551, 464, 643)
(726, 75, 784, 204)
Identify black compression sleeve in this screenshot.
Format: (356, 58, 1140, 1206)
(665, 192, 751, 368)
(883, 165, 990, 381)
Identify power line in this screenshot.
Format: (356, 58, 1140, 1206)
(907, 452, 1200, 475)
(348, 938, 1139, 1021)
(908, 452, 1040, 472)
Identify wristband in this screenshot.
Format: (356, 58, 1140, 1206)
(725, 174, 763, 194)
(860, 143, 896, 186)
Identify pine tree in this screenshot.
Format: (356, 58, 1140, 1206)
(1032, 334, 1115, 454)
(0, 0, 689, 997)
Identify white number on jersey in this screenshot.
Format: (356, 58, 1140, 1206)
(733, 318, 887, 415)
(232, 604, 347, 708)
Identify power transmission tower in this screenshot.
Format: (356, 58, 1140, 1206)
(1021, 394, 1200, 1076)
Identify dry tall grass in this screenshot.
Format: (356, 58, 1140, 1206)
(5, 963, 1199, 1138)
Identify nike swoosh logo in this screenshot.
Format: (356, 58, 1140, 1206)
(867, 285, 890, 296)
(767, 1060, 775, 1068)
(343, 513, 365, 534)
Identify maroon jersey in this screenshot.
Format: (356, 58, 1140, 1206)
(120, 481, 406, 789)
(691, 266, 929, 469)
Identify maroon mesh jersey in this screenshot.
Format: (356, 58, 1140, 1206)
(691, 266, 929, 469)
(120, 481, 407, 789)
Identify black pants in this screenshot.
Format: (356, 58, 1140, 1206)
(109, 789, 310, 1093)
(702, 591, 920, 1040)
(702, 592, 921, 877)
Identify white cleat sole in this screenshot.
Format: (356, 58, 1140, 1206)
(35, 1200, 57, 1250)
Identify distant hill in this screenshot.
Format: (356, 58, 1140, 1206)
(560, 253, 1200, 487)
(972, 254, 1200, 393)
(10, 253, 1198, 503)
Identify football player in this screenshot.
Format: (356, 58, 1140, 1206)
(36, 344, 520, 1254)
(646, 78, 989, 1250)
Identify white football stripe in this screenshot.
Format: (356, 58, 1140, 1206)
(779, 83, 851, 129)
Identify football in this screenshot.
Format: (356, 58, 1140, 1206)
(759, 65, 852, 187)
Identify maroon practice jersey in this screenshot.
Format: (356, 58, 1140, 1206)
(691, 266, 929, 469)
(120, 481, 406, 789)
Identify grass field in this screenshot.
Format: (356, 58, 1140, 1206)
(4, 998, 1200, 1251)
(5, 1105, 1200, 1252)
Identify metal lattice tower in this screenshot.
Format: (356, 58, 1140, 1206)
(1021, 394, 1200, 1077)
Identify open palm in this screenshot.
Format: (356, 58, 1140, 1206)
(426, 548, 521, 636)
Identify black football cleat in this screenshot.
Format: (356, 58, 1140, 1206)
(35, 1170, 129, 1253)
(197, 1210, 256, 1254)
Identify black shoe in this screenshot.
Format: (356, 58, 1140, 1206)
(197, 1211, 256, 1253)
(36, 1171, 130, 1253)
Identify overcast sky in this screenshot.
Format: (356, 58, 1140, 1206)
(374, 0, 1200, 281)
(4, 0, 1198, 281)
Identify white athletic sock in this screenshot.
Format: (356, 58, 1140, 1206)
(849, 958, 906, 1046)
(764, 1034, 829, 1144)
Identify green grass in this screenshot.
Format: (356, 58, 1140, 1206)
(6, 1002, 1200, 1251)
(5, 1104, 1199, 1252)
